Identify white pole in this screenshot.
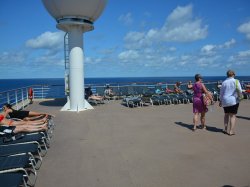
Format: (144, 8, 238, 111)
(68, 26, 84, 111)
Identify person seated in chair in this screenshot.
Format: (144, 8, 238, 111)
(104, 85, 114, 96)
(165, 85, 174, 94)
(104, 85, 115, 99)
(174, 82, 183, 94)
(186, 81, 194, 95)
(85, 87, 104, 101)
(2, 103, 54, 121)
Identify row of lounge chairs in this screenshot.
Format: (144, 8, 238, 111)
(0, 116, 55, 187)
(122, 93, 193, 108)
(122, 89, 220, 108)
(88, 83, 222, 107)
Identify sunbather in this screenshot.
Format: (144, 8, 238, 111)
(2, 103, 54, 121)
(0, 124, 47, 134)
(174, 82, 183, 93)
(85, 87, 104, 101)
(0, 113, 47, 127)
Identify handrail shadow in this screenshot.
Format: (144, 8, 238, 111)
(175, 121, 224, 133)
(236, 115, 250, 120)
(39, 98, 67, 107)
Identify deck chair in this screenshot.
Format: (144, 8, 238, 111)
(167, 94, 179, 104)
(160, 94, 172, 105)
(0, 154, 37, 186)
(122, 96, 142, 107)
(0, 172, 28, 187)
(0, 143, 43, 169)
(141, 94, 153, 106)
(0, 133, 48, 156)
(150, 95, 163, 105)
(176, 94, 190, 104)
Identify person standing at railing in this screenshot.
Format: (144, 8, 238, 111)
(28, 87, 33, 104)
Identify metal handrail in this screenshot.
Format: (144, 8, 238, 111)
(1, 81, 249, 110)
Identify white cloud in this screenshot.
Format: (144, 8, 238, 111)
(197, 55, 220, 67)
(229, 50, 250, 65)
(118, 50, 139, 62)
(118, 12, 133, 25)
(0, 51, 26, 65)
(238, 21, 250, 40)
(124, 31, 145, 42)
(151, 4, 208, 42)
(201, 44, 216, 54)
(25, 31, 64, 49)
(238, 50, 250, 57)
(222, 38, 236, 48)
(161, 56, 176, 63)
(201, 38, 236, 55)
(123, 4, 208, 50)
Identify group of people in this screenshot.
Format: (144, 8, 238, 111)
(0, 103, 53, 135)
(165, 81, 193, 94)
(85, 85, 115, 101)
(192, 70, 242, 136)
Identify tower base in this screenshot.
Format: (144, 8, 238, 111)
(61, 98, 94, 112)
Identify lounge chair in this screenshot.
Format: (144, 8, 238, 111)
(0, 143, 43, 169)
(0, 133, 49, 156)
(0, 172, 28, 187)
(0, 154, 37, 186)
(122, 96, 142, 107)
(150, 95, 162, 105)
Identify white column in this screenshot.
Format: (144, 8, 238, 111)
(68, 26, 84, 111)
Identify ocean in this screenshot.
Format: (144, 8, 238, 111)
(1, 76, 250, 92)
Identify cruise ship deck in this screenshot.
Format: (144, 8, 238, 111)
(29, 99, 250, 187)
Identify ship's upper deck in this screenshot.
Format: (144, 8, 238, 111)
(27, 99, 250, 187)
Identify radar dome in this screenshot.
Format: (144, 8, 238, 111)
(42, 0, 107, 22)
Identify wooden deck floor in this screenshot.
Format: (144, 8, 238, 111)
(26, 99, 250, 187)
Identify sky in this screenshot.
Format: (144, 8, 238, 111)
(0, 0, 250, 79)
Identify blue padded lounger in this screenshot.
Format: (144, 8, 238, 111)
(0, 172, 28, 187)
(0, 154, 37, 186)
(0, 143, 43, 169)
(0, 133, 48, 155)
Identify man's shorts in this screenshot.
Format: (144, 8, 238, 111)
(223, 103, 239, 114)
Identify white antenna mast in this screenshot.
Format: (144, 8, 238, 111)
(41, 0, 107, 112)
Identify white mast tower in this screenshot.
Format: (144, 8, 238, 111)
(41, 0, 107, 112)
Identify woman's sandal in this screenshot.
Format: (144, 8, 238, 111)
(202, 126, 207, 130)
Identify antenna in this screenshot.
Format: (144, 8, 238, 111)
(41, 0, 107, 111)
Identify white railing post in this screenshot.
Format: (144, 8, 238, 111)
(26, 88, 29, 101)
(42, 86, 44, 99)
(21, 89, 24, 109)
(15, 90, 18, 110)
(7, 92, 10, 104)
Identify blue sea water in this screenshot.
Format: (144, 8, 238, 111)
(1, 76, 250, 92)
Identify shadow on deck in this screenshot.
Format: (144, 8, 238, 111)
(38, 98, 67, 107)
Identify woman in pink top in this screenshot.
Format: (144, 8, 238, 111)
(192, 74, 212, 131)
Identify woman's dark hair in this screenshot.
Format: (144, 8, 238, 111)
(3, 103, 12, 109)
(194, 74, 202, 81)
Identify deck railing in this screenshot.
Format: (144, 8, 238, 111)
(1, 81, 249, 111)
